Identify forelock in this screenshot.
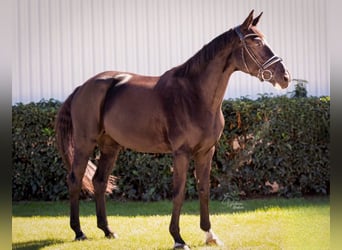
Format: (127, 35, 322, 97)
(251, 26, 265, 39)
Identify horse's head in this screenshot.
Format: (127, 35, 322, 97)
(232, 10, 291, 89)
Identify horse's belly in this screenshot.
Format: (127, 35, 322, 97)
(109, 128, 172, 153)
(103, 109, 171, 153)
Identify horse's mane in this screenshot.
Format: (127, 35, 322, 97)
(174, 29, 235, 77)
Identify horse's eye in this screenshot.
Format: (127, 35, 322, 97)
(254, 38, 264, 47)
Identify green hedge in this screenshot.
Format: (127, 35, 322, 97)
(12, 96, 330, 201)
(213, 96, 330, 199)
(12, 100, 68, 200)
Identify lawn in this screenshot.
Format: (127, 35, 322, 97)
(12, 197, 329, 250)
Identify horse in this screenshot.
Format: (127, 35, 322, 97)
(55, 10, 290, 249)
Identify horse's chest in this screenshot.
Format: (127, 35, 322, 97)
(200, 117, 224, 143)
(173, 113, 224, 151)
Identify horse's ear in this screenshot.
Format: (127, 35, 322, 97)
(252, 12, 263, 26)
(241, 10, 254, 30)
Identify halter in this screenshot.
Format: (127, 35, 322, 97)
(234, 26, 282, 81)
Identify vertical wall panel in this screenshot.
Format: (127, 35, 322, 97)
(13, 0, 329, 104)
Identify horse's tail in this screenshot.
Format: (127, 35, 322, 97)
(55, 75, 121, 195)
(55, 86, 79, 172)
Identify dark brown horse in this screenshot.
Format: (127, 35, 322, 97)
(55, 10, 290, 249)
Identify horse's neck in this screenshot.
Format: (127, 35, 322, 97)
(199, 63, 234, 113)
(178, 30, 236, 113)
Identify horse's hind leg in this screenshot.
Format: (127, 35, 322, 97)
(93, 135, 121, 238)
(68, 143, 96, 240)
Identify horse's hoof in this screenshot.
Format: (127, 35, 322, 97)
(105, 232, 118, 239)
(206, 238, 224, 246)
(205, 230, 224, 246)
(75, 233, 87, 241)
(174, 242, 190, 249)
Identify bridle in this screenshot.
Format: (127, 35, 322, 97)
(234, 26, 282, 81)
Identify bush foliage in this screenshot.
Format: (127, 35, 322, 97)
(12, 96, 330, 201)
(12, 100, 68, 200)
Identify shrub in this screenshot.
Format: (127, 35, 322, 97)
(211, 96, 330, 199)
(12, 100, 68, 201)
(12, 96, 330, 201)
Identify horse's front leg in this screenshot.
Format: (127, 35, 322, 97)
(169, 150, 190, 249)
(194, 146, 223, 246)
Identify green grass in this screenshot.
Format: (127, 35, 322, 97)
(12, 197, 329, 250)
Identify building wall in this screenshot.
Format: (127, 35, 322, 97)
(13, 0, 329, 104)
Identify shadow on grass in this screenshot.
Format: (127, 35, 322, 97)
(12, 239, 64, 250)
(13, 196, 329, 218)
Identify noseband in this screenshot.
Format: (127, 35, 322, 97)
(234, 27, 282, 81)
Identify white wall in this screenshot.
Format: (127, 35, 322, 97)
(13, 0, 329, 104)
